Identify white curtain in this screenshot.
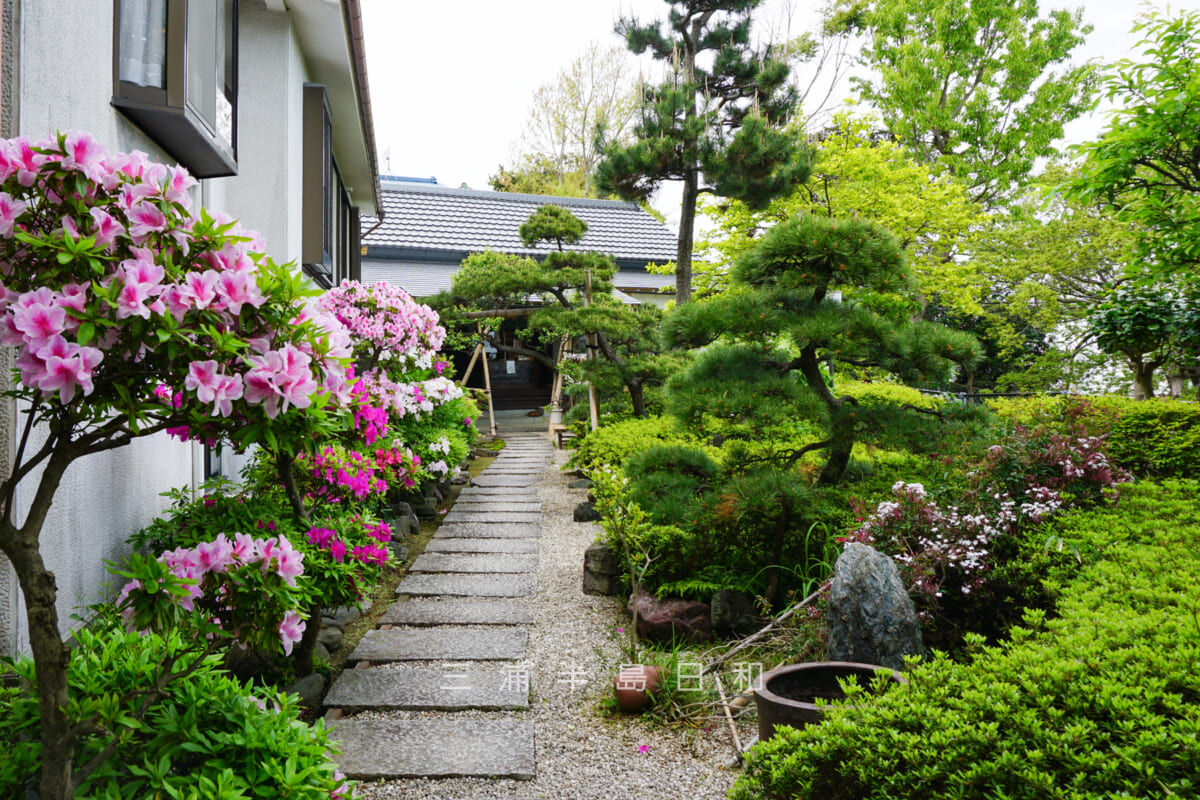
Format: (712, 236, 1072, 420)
(118, 0, 167, 89)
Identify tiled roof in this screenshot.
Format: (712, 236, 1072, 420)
(361, 181, 678, 263)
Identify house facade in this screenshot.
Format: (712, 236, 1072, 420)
(360, 179, 676, 305)
(0, 0, 380, 656)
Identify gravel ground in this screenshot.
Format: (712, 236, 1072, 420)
(356, 445, 747, 800)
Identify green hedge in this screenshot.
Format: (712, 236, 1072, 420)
(566, 414, 707, 470)
(731, 480, 1200, 800)
(988, 395, 1200, 477)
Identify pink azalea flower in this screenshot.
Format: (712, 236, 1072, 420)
(278, 610, 305, 656)
(162, 165, 197, 206)
(215, 270, 264, 314)
(62, 131, 108, 184)
(10, 138, 43, 186)
(0, 191, 28, 237)
(329, 538, 347, 563)
(36, 336, 102, 402)
(231, 532, 258, 563)
(274, 534, 304, 586)
(179, 269, 220, 310)
(195, 534, 235, 574)
(89, 207, 126, 249)
(12, 300, 66, 346)
(127, 202, 168, 242)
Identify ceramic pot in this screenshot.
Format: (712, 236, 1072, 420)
(754, 661, 905, 741)
(614, 664, 662, 712)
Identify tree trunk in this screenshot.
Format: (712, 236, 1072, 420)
(676, 171, 698, 306)
(627, 380, 647, 418)
(817, 437, 853, 486)
(292, 602, 322, 677)
(1129, 357, 1156, 400)
(21, 547, 74, 800)
(276, 454, 310, 525)
(0, 446, 78, 800)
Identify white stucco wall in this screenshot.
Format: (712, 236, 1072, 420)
(0, 0, 309, 655)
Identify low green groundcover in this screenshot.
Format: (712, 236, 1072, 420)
(1, 618, 348, 799)
(731, 480, 1200, 800)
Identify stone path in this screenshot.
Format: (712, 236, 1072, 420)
(327, 435, 552, 781)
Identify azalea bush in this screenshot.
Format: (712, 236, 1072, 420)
(312, 279, 477, 493)
(0, 132, 353, 798)
(114, 530, 310, 657)
(128, 489, 392, 642)
(847, 426, 1131, 646)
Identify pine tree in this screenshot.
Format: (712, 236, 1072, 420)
(663, 212, 984, 485)
(595, 0, 810, 305)
(446, 205, 667, 418)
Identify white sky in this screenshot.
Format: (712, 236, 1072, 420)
(361, 0, 1199, 226)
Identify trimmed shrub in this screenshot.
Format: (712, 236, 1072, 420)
(988, 395, 1200, 478)
(566, 414, 702, 470)
(1, 618, 351, 799)
(731, 480, 1200, 800)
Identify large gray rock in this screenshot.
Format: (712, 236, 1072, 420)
(826, 542, 924, 671)
(573, 501, 601, 523)
(583, 542, 624, 596)
(388, 502, 421, 536)
(627, 589, 711, 644)
(710, 590, 761, 637)
(318, 624, 344, 652)
(284, 673, 327, 707)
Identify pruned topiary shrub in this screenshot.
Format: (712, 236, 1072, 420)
(731, 480, 1200, 800)
(988, 395, 1200, 478)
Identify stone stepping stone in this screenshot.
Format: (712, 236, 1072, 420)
(425, 538, 539, 554)
(348, 627, 527, 662)
(330, 718, 535, 780)
(472, 474, 542, 488)
(434, 523, 540, 539)
(396, 572, 537, 597)
(442, 511, 541, 524)
(411, 553, 537, 574)
(324, 667, 529, 711)
(491, 457, 551, 464)
(483, 467, 548, 476)
(457, 487, 539, 499)
(451, 501, 542, 513)
(381, 597, 534, 626)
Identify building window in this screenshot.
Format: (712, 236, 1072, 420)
(203, 442, 224, 480)
(303, 83, 361, 288)
(112, 0, 238, 178)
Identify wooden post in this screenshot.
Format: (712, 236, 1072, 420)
(584, 268, 599, 432)
(478, 325, 497, 437)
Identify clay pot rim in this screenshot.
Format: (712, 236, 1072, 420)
(755, 661, 906, 710)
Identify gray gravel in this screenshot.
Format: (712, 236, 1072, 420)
(355, 445, 742, 800)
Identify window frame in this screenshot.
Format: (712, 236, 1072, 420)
(111, 0, 239, 178)
(302, 82, 362, 288)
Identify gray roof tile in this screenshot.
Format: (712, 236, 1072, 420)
(361, 182, 677, 263)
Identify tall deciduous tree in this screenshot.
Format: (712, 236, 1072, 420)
(1068, 9, 1200, 277)
(492, 43, 637, 198)
(698, 114, 983, 306)
(967, 165, 1135, 389)
(596, 0, 810, 305)
(848, 0, 1095, 206)
(1090, 281, 1200, 399)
